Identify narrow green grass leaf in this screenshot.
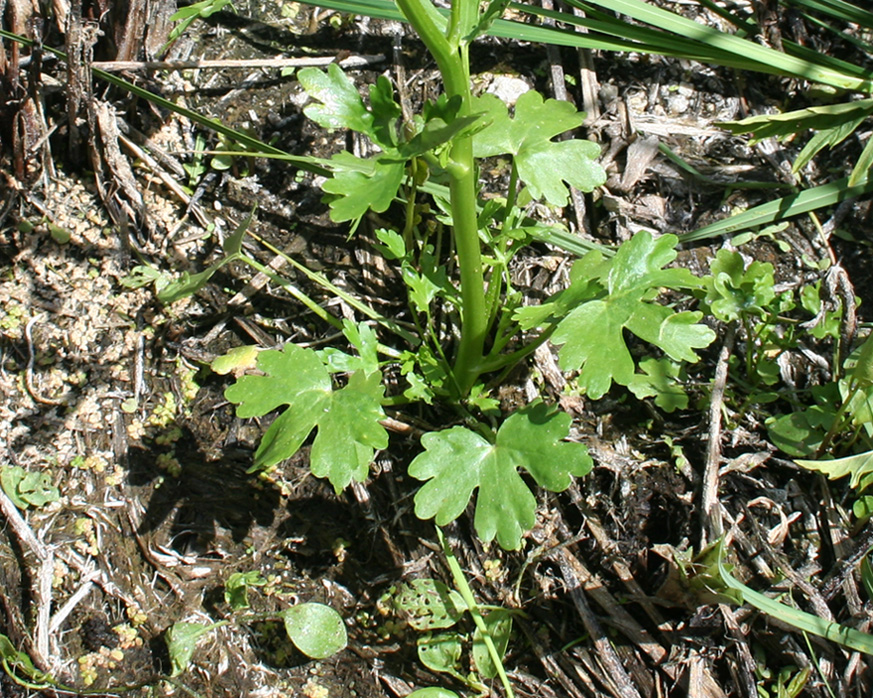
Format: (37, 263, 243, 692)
(561, 0, 872, 90)
(788, 0, 873, 29)
(850, 134, 873, 186)
(718, 540, 873, 654)
(682, 171, 873, 242)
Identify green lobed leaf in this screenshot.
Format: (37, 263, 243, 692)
(409, 401, 592, 550)
(551, 231, 714, 399)
(16, 471, 59, 507)
(402, 249, 453, 314)
(514, 250, 608, 330)
(368, 75, 402, 149)
(283, 603, 347, 659)
(800, 282, 841, 340)
(472, 91, 605, 206)
(843, 380, 873, 434)
(0, 467, 30, 509)
(627, 357, 689, 412)
(298, 64, 375, 136)
(224, 344, 387, 491)
(373, 227, 406, 260)
(340, 320, 381, 375)
(321, 152, 406, 222)
(851, 334, 873, 387)
(0, 466, 59, 509)
(766, 406, 834, 457)
(795, 450, 873, 489)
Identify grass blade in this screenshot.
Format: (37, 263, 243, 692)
(718, 540, 873, 654)
(682, 171, 873, 242)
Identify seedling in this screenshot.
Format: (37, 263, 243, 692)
(768, 333, 873, 458)
(0, 466, 59, 509)
(165, 601, 347, 676)
(377, 529, 519, 696)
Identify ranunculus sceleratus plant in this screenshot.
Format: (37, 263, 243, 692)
(222, 0, 716, 550)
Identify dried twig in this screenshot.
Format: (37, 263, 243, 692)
(90, 54, 385, 72)
(702, 324, 736, 545)
(0, 485, 54, 672)
(719, 603, 759, 698)
(555, 550, 644, 698)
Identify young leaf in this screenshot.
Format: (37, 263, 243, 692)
(222, 207, 254, 255)
(702, 248, 775, 322)
(0, 633, 50, 684)
(472, 609, 513, 680)
(417, 632, 464, 676)
(224, 571, 266, 611)
(407, 689, 460, 698)
(119, 264, 164, 289)
(400, 96, 484, 158)
(321, 152, 406, 222)
(373, 227, 406, 260)
(210, 345, 260, 375)
(157, 266, 220, 304)
(283, 603, 347, 659)
(627, 357, 689, 412)
(165, 621, 219, 676)
(551, 231, 714, 399)
(409, 401, 592, 550)
(224, 344, 388, 491)
(298, 64, 375, 136)
(472, 91, 605, 206)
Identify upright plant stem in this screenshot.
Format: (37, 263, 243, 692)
(395, 0, 488, 396)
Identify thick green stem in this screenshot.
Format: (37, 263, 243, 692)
(448, 134, 489, 394)
(395, 0, 488, 396)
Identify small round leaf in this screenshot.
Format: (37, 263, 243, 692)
(407, 688, 460, 698)
(417, 632, 463, 674)
(283, 603, 347, 659)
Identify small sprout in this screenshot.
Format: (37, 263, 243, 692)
(156, 452, 182, 477)
(211, 345, 260, 376)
